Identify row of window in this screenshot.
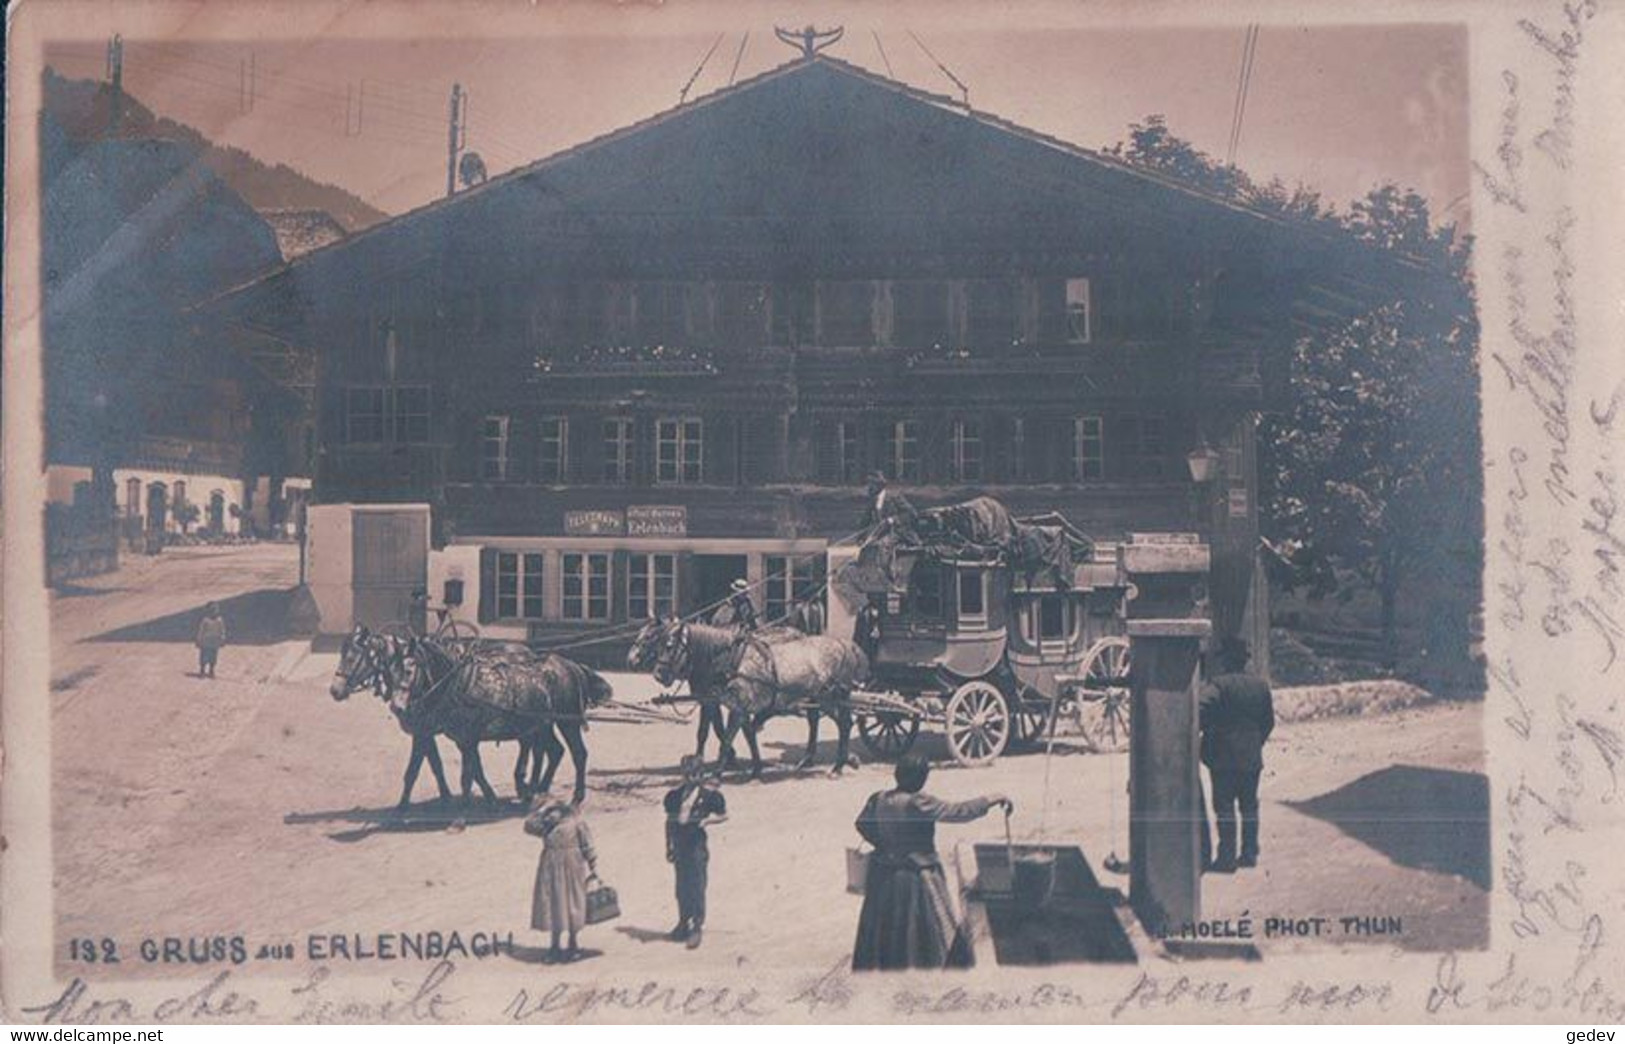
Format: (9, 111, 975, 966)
(525, 278, 1094, 350)
(482, 416, 704, 484)
(471, 414, 1166, 485)
(893, 564, 1095, 645)
(490, 552, 820, 623)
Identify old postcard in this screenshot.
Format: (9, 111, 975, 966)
(3, 0, 1622, 1025)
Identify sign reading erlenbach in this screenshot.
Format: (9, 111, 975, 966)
(626, 505, 687, 537)
(5, 0, 1623, 1028)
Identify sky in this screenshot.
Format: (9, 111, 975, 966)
(42, 17, 1469, 226)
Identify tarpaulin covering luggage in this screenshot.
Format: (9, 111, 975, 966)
(836, 496, 1095, 600)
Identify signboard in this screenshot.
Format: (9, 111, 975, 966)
(1227, 488, 1250, 518)
(564, 510, 625, 536)
(626, 504, 687, 537)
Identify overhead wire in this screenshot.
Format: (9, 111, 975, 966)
(679, 32, 726, 103)
(905, 29, 969, 106)
(1225, 24, 1260, 167)
(872, 30, 895, 78)
(727, 32, 750, 87)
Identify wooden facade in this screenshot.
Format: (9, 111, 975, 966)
(213, 56, 1416, 664)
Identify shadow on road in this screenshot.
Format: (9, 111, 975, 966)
(284, 798, 529, 843)
(1286, 764, 1491, 890)
(507, 944, 604, 964)
(615, 925, 679, 945)
(87, 588, 297, 646)
(53, 582, 129, 598)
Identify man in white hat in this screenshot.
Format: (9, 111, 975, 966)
(709, 577, 760, 632)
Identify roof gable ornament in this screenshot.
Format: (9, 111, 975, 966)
(775, 24, 844, 58)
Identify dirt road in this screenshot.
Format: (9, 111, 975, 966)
(49, 544, 1487, 980)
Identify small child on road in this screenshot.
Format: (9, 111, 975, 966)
(195, 602, 227, 679)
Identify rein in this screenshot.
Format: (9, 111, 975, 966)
(404, 640, 475, 709)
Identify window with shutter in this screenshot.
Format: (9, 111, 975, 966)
(951, 419, 983, 483)
(603, 417, 634, 484)
(884, 420, 921, 483)
(538, 416, 568, 483)
(656, 417, 703, 485)
(480, 415, 510, 481)
(1072, 416, 1105, 481)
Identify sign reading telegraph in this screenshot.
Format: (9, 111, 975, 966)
(564, 506, 688, 537)
(563, 510, 624, 536)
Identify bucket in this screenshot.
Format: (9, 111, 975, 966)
(846, 847, 871, 895)
(978, 851, 1014, 895)
(1012, 850, 1057, 909)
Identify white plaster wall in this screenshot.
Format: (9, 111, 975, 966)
(306, 504, 355, 633)
(427, 544, 483, 629)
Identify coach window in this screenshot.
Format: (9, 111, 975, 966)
(957, 569, 990, 630)
(905, 562, 945, 622)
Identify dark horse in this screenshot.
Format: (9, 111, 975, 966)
(329, 626, 549, 807)
(393, 637, 612, 805)
(652, 621, 868, 779)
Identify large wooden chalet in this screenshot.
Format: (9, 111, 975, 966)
(211, 55, 1420, 669)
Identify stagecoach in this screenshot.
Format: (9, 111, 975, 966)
(835, 518, 1138, 768)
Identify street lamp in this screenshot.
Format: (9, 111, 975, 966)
(1185, 440, 1222, 484)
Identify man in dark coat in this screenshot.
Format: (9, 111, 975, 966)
(861, 470, 918, 534)
(1200, 638, 1275, 872)
(665, 755, 728, 949)
(852, 599, 883, 663)
(791, 595, 826, 635)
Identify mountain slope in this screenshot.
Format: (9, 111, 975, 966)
(43, 68, 388, 232)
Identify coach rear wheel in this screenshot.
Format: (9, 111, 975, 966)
(1076, 637, 1132, 752)
(946, 680, 1011, 767)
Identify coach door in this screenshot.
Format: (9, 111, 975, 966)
(351, 509, 429, 631)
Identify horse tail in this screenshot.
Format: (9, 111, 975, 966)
(579, 664, 614, 709)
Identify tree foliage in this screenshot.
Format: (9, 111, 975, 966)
(1112, 116, 1482, 682)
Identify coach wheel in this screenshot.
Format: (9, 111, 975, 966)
(857, 711, 921, 759)
(945, 680, 1011, 767)
(1076, 637, 1132, 752)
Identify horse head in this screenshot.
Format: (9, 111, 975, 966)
(653, 621, 692, 687)
(627, 616, 668, 671)
(330, 625, 389, 701)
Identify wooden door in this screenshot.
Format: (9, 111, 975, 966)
(351, 510, 429, 630)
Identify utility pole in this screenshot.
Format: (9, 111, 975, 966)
(106, 34, 124, 135)
(446, 83, 466, 198)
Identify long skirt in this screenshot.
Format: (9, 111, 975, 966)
(531, 845, 589, 933)
(851, 859, 974, 971)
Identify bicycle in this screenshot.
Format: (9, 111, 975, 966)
(379, 589, 483, 657)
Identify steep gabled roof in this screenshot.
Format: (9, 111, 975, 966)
(206, 54, 1432, 317)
